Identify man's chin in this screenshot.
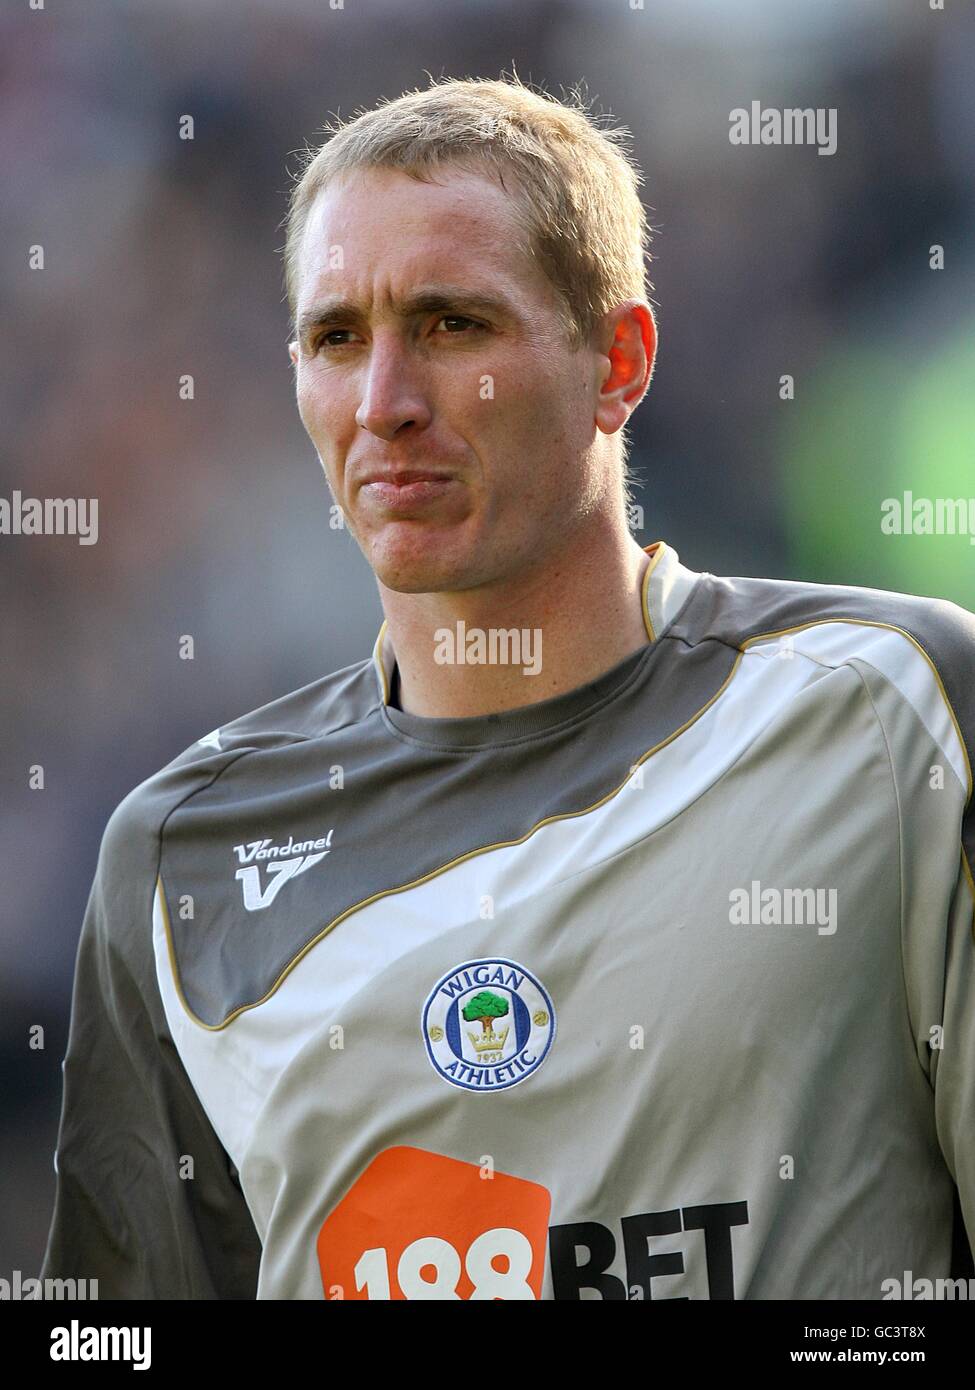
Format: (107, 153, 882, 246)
(360, 522, 480, 593)
(372, 557, 469, 596)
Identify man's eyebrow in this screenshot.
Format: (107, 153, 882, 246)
(295, 286, 517, 342)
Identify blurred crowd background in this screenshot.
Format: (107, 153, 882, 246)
(2, 0, 974, 1278)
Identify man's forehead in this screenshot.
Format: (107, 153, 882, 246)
(295, 164, 537, 302)
(311, 160, 513, 217)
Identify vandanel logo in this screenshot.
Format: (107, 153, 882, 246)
(232, 829, 335, 911)
(421, 957, 556, 1093)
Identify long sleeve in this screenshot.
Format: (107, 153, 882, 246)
(853, 598, 975, 1276)
(931, 846, 975, 1270)
(39, 792, 263, 1298)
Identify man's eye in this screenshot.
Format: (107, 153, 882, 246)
(315, 330, 353, 351)
(313, 318, 483, 352)
(435, 316, 484, 335)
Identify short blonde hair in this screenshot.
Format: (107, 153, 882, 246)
(283, 72, 654, 508)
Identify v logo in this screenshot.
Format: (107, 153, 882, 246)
(235, 852, 328, 912)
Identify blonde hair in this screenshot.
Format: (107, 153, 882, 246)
(283, 72, 654, 510)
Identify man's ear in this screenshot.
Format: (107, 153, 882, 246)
(288, 340, 299, 366)
(594, 301, 657, 437)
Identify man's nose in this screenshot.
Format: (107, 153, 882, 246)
(355, 333, 432, 439)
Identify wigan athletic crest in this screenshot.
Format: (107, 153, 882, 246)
(421, 957, 556, 1093)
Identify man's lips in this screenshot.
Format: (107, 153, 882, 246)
(360, 469, 454, 486)
(359, 471, 459, 510)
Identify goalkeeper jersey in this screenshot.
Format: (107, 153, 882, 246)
(40, 540, 975, 1300)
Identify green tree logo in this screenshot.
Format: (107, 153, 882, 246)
(463, 990, 509, 1034)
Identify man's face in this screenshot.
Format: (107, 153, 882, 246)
(289, 164, 618, 595)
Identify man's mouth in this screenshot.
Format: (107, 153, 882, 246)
(360, 472, 459, 510)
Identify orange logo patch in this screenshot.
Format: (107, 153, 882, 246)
(317, 1145, 552, 1299)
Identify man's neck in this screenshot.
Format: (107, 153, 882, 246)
(380, 531, 655, 720)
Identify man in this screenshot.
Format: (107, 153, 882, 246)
(42, 75, 975, 1300)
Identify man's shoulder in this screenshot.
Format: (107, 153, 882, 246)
(682, 566, 975, 686)
(677, 564, 975, 776)
(685, 565, 975, 654)
(172, 648, 382, 763)
(100, 651, 380, 876)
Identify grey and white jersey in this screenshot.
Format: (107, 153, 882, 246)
(40, 541, 975, 1299)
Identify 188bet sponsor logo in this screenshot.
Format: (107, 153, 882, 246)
(316, 1147, 750, 1299)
